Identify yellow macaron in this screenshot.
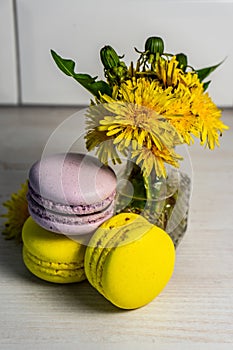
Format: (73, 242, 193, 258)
(84, 213, 175, 309)
(22, 217, 87, 283)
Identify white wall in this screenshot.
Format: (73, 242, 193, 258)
(1, 0, 233, 106)
(0, 0, 18, 104)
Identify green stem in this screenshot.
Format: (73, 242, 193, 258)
(143, 175, 153, 201)
(143, 171, 167, 226)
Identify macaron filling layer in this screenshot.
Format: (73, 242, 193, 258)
(28, 193, 115, 226)
(28, 197, 115, 235)
(22, 217, 87, 283)
(23, 246, 86, 281)
(28, 183, 116, 215)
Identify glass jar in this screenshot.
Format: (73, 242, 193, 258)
(115, 161, 191, 248)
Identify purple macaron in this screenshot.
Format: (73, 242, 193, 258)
(27, 153, 117, 235)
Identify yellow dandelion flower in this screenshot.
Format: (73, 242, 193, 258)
(163, 86, 199, 144)
(156, 56, 181, 87)
(86, 77, 181, 177)
(86, 72, 228, 176)
(95, 139, 123, 165)
(98, 102, 177, 151)
(179, 70, 204, 93)
(1, 181, 29, 242)
(132, 145, 182, 178)
(85, 103, 123, 165)
(161, 70, 228, 148)
(103, 78, 172, 113)
(191, 92, 229, 149)
(175, 71, 228, 148)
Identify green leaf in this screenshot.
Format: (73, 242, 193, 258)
(196, 58, 225, 82)
(50, 50, 112, 98)
(51, 50, 76, 77)
(203, 80, 211, 91)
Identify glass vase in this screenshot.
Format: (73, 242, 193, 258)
(115, 162, 191, 248)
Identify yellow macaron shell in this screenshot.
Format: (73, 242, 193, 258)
(102, 225, 175, 309)
(85, 213, 175, 309)
(22, 217, 87, 283)
(84, 213, 152, 287)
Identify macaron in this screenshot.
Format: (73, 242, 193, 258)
(27, 153, 117, 235)
(84, 213, 175, 309)
(22, 216, 87, 283)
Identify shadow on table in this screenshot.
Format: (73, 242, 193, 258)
(58, 281, 126, 314)
(0, 228, 126, 314)
(0, 228, 26, 278)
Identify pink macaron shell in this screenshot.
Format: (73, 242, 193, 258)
(29, 153, 117, 207)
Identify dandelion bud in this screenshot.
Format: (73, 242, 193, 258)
(100, 46, 120, 70)
(176, 53, 188, 71)
(145, 36, 164, 56)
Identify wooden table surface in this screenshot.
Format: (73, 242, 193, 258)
(0, 107, 233, 349)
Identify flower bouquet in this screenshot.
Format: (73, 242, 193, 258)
(2, 36, 228, 247)
(50, 36, 228, 246)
